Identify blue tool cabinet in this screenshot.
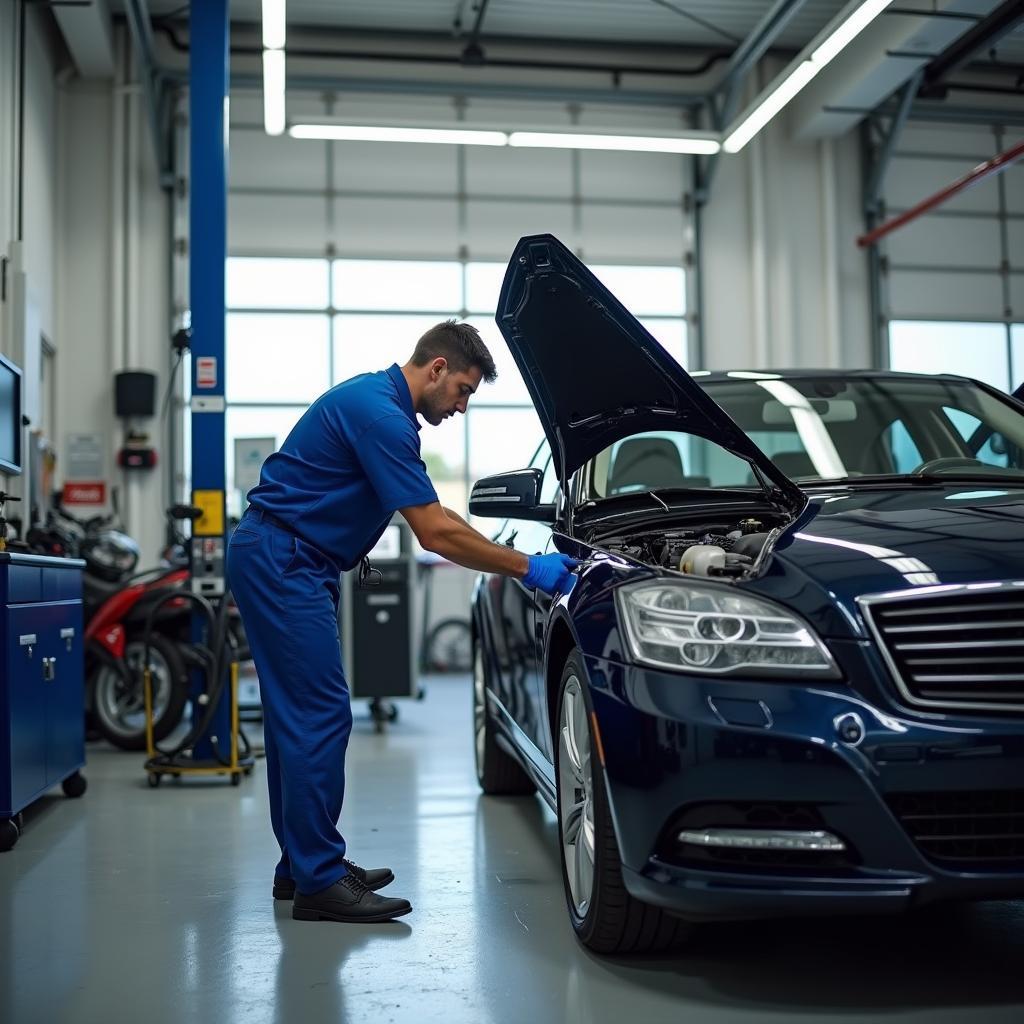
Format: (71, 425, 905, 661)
(0, 552, 87, 851)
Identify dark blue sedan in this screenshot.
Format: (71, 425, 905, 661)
(469, 234, 1024, 955)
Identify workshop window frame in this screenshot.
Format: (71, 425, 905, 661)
(224, 255, 687, 520)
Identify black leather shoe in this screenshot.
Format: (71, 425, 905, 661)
(292, 873, 412, 923)
(273, 858, 394, 900)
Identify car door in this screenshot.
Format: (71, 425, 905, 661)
(484, 443, 553, 756)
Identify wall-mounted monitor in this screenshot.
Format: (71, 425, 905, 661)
(0, 352, 23, 475)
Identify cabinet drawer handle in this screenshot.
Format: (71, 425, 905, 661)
(61, 627, 75, 651)
(20, 634, 37, 659)
(43, 656, 56, 682)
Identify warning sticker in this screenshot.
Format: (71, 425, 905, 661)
(196, 357, 218, 389)
(192, 489, 225, 536)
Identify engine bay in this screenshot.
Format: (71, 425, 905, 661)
(599, 513, 789, 580)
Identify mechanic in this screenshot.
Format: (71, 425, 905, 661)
(228, 320, 578, 925)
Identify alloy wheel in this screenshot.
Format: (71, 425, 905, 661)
(473, 644, 486, 780)
(558, 674, 596, 917)
(94, 641, 172, 740)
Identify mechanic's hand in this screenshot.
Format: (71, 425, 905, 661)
(522, 553, 581, 596)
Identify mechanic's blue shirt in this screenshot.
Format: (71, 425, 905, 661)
(247, 364, 438, 570)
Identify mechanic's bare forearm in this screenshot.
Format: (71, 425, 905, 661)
(442, 506, 473, 530)
(426, 517, 528, 577)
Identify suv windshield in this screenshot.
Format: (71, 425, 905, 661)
(583, 375, 1024, 498)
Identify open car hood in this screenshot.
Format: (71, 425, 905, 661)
(495, 234, 805, 510)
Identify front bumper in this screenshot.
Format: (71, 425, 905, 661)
(584, 645, 1024, 922)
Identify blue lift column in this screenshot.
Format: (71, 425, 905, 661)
(188, 0, 230, 760)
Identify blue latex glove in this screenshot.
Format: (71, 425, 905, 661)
(523, 553, 581, 596)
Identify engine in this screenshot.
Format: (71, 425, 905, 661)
(602, 517, 778, 580)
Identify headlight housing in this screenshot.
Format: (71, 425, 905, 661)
(615, 580, 840, 678)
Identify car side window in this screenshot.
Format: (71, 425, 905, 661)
(942, 407, 1010, 468)
(882, 420, 924, 473)
(540, 453, 560, 504)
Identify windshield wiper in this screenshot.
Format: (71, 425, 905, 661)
(803, 472, 1024, 487)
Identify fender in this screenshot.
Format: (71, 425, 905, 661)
(85, 583, 146, 644)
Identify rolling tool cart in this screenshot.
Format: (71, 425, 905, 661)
(0, 545, 87, 851)
(339, 518, 419, 733)
(142, 591, 254, 786)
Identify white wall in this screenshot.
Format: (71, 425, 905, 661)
(702, 69, 871, 372)
(55, 37, 171, 563)
(0, 5, 170, 562)
(0, 3, 61, 508)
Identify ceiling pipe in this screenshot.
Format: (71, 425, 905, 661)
(856, 137, 1024, 247)
(461, 0, 491, 65)
(154, 23, 731, 79)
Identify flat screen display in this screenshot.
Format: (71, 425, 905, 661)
(0, 353, 23, 475)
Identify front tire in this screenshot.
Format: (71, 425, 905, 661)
(555, 652, 690, 954)
(473, 641, 535, 795)
(89, 634, 188, 751)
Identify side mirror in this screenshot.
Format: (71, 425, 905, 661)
(469, 468, 556, 523)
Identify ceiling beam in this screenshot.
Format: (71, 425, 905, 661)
(921, 0, 1024, 94)
(52, 0, 115, 78)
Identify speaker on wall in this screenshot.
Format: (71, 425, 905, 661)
(114, 371, 156, 418)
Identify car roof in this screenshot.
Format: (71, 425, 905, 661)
(692, 369, 976, 384)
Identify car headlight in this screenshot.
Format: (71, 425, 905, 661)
(615, 580, 840, 678)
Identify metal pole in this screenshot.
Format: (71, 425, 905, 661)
(858, 138, 1024, 247)
(189, 0, 230, 762)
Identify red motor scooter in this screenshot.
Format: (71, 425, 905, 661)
(85, 563, 192, 750)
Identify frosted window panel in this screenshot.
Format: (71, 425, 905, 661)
(227, 258, 329, 309)
(465, 317, 531, 405)
(1012, 325, 1024, 389)
(420, 412, 466, 482)
(591, 265, 685, 316)
(333, 315, 444, 384)
(227, 314, 330, 403)
(226, 405, 306, 516)
(467, 408, 546, 529)
(889, 320, 1010, 392)
(468, 407, 545, 482)
(640, 318, 687, 367)
(333, 260, 462, 311)
(466, 262, 507, 314)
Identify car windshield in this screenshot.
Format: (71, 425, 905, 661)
(582, 375, 1024, 499)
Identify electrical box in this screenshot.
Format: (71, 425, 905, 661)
(339, 518, 416, 700)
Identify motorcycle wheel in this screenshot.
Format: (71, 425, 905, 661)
(89, 634, 189, 751)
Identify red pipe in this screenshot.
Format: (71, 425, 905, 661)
(857, 137, 1024, 248)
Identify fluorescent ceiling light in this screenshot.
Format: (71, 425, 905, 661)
(722, 0, 894, 154)
(811, 0, 892, 68)
(263, 50, 286, 137)
(289, 124, 508, 146)
(288, 123, 719, 154)
(509, 131, 720, 155)
(262, 0, 286, 50)
(722, 60, 819, 154)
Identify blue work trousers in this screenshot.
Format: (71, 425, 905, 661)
(227, 515, 352, 894)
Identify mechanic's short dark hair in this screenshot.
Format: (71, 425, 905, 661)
(411, 320, 497, 384)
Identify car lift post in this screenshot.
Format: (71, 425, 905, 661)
(187, 0, 230, 760)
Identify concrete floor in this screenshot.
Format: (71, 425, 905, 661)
(3, 674, 1024, 1024)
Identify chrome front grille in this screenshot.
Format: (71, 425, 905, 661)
(859, 583, 1024, 714)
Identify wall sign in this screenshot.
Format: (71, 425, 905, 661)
(66, 432, 105, 480)
(63, 481, 106, 505)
